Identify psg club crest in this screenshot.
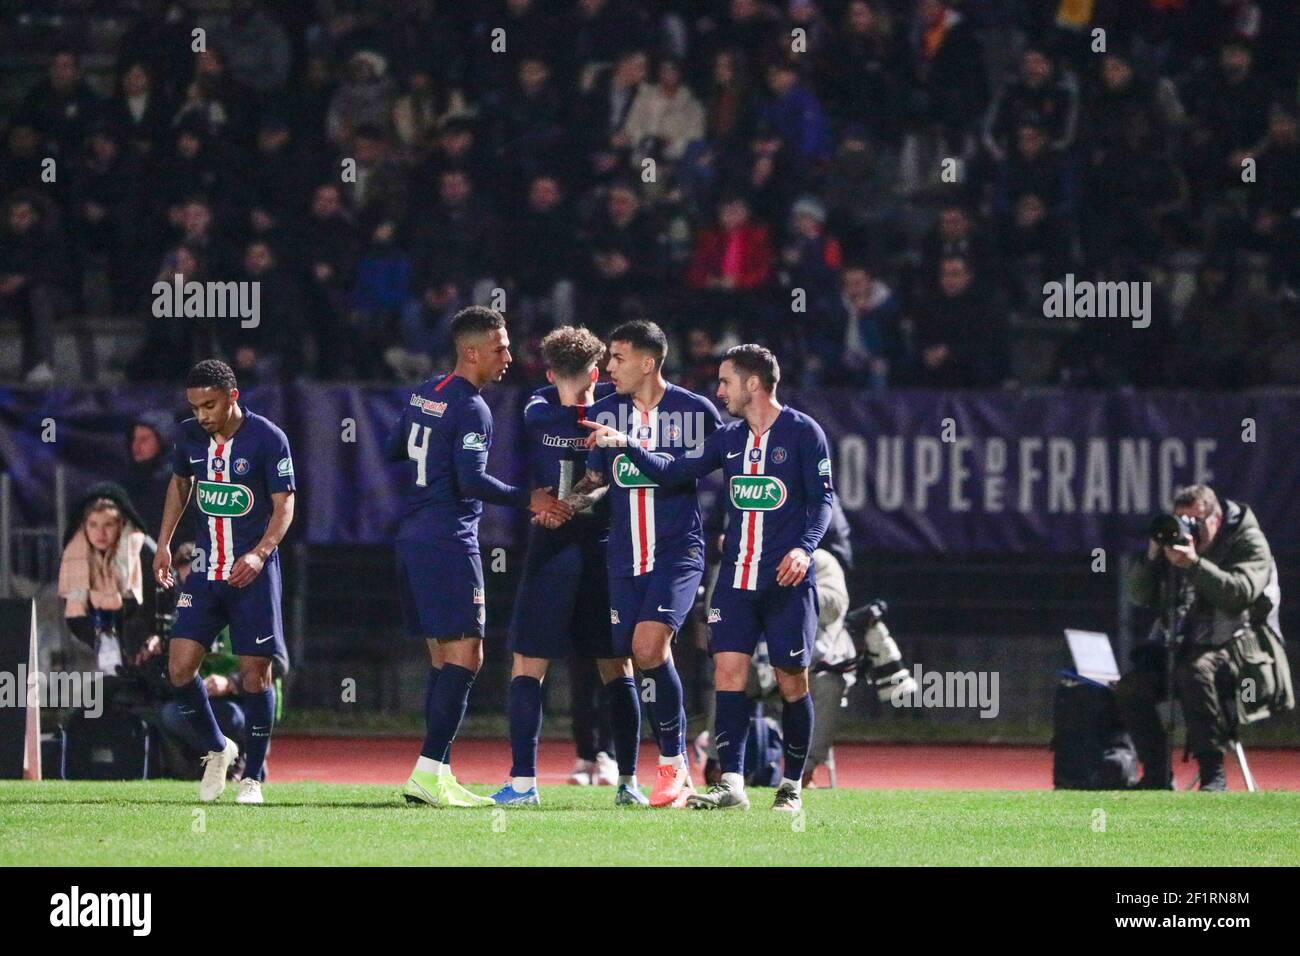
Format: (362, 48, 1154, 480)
(233, 458, 250, 475)
(665, 424, 681, 441)
(771, 447, 787, 464)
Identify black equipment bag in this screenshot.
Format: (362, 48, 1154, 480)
(1051, 679, 1139, 790)
(64, 708, 151, 780)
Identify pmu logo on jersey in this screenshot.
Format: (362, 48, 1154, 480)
(612, 452, 668, 488)
(195, 480, 254, 517)
(729, 474, 787, 511)
(410, 394, 448, 417)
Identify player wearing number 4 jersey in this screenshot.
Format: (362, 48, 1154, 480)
(153, 360, 296, 806)
(582, 344, 833, 814)
(385, 306, 570, 809)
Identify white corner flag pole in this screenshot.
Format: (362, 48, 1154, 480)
(22, 599, 40, 781)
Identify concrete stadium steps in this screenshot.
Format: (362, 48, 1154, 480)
(0, 316, 144, 383)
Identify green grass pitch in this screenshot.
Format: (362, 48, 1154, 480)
(3, 781, 1298, 866)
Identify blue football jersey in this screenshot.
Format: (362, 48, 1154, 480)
(586, 383, 722, 578)
(620, 406, 834, 590)
(520, 382, 614, 575)
(385, 373, 530, 551)
(171, 410, 295, 581)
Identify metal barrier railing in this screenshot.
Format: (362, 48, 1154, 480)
(0, 467, 66, 597)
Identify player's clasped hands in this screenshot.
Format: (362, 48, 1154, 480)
(776, 547, 811, 586)
(529, 486, 573, 529)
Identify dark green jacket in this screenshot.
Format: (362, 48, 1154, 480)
(1127, 500, 1279, 645)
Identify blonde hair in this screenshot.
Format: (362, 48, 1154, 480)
(82, 499, 124, 591)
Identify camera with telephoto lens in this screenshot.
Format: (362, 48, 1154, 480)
(844, 599, 887, 639)
(1148, 512, 1200, 548)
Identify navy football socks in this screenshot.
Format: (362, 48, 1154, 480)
(172, 675, 226, 754)
(421, 666, 439, 762)
(644, 661, 684, 759)
(603, 675, 641, 776)
(782, 694, 814, 782)
(508, 675, 543, 779)
(422, 663, 475, 761)
(242, 686, 275, 781)
(714, 690, 750, 776)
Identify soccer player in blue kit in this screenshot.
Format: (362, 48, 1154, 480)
(581, 344, 833, 813)
(153, 360, 296, 805)
(560, 320, 722, 808)
(387, 306, 571, 808)
(489, 326, 647, 807)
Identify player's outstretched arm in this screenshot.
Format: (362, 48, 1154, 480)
(454, 399, 570, 521)
(153, 474, 193, 588)
(579, 420, 723, 487)
(229, 490, 295, 588)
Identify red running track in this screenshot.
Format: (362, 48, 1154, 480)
(270, 736, 1300, 790)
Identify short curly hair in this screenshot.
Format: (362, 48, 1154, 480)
(185, 358, 237, 391)
(540, 325, 605, 379)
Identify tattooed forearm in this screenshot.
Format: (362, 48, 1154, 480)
(564, 470, 608, 513)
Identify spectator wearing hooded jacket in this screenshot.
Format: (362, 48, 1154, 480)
(121, 411, 180, 542)
(812, 262, 902, 388)
(327, 50, 397, 146)
(758, 58, 833, 166)
(57, 483, 157, 666)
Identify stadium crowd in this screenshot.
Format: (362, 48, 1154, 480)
(3, 0, 1300, 389)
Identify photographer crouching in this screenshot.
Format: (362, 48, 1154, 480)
(1116, 484, 1281, 791)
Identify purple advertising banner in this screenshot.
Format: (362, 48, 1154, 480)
(2, 385, 1297, 555)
